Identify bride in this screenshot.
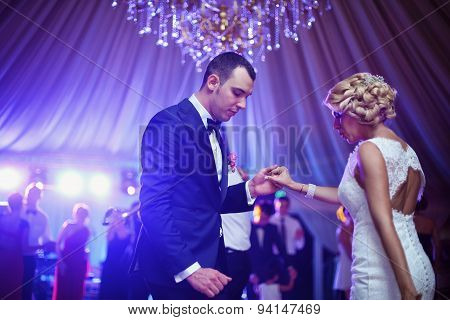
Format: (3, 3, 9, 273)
(266, 73, 435, 299)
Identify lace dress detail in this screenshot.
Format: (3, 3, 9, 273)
(338, 137, 435, 299)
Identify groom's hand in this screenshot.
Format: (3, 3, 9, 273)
(186, 267, 232, 298)
(249, 165, 281, 198)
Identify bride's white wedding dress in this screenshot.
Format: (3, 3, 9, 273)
(338, 137, 435, 299)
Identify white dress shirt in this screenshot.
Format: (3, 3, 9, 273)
(258, 283, 282, 300)
(22, 207, 51, 255)
(221, 168, 252, 251)
(173, 95, 255, 283)
(269, 213, 305, 255)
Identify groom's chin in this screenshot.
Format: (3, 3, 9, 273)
(222, 115, 232, 122)
(223, 110, 239, 122)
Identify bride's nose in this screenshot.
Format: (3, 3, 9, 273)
(333, 117, 341, 130)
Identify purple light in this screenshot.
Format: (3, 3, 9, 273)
(126, 185, 136, 196)
(58, 171, 83, 196)
(89, 173, 111, 197)
(0, 167, 25, 191)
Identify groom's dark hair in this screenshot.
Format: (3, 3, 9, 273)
(201, 52, 256, 88)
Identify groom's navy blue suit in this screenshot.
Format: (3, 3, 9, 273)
(131, 98, 253, 297)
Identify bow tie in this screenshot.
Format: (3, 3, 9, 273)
(26, 209, 37, 215)
(207, 118, 222, 136)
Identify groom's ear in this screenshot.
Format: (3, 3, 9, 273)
(207, 74, 220, 91)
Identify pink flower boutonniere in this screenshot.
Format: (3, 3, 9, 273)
(228, 152, 237, 172)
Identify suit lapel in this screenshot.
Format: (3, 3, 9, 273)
(177, 99, 222, 193)
(219, 134, 228, 203)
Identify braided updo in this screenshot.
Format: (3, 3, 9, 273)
(324, 73, 397, 125)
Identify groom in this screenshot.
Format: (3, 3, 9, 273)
(131, 52, 280, 299)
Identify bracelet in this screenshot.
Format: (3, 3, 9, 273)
(305, 184, 316, 199)
(299, 184, 305, 193)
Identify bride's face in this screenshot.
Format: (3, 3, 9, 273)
(333, 111, 364, 144)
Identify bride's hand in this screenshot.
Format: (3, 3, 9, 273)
(264, 166, 296, 189)
(401, 287, 422, 300)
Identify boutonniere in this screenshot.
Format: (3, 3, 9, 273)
(228, 152, 237, 172)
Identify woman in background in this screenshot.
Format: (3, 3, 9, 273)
(99, 208, 133, 299)
(52, 203, 90, 300)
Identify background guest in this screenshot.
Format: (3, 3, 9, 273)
(414, 196, 441, 269)
(269, 192, 305, 299)
(21, 182, 53, 299)
(333, 206, 353, 299)
(99, 208, 133, 299)
(52, 203, 90, 300)
(257, 264, 298, 300)
(248, 203, 287, 299)
(0, 193, 29, 300)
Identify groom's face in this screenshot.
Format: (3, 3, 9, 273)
(210, 67, 254, 122)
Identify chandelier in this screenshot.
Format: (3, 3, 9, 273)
(112, 1, 331, 71)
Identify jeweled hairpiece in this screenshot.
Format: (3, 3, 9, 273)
(363, 74, 385, 86)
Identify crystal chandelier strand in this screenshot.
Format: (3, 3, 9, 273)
(112, 0, 331, 71)
(274, 3, 280, 49)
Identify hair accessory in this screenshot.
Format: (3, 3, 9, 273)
(363, 74, 385, 86)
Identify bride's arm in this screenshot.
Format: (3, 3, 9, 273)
(357, 142, 420, 300)
(286, 182, 339, 204)
(265, 167, 339, 204)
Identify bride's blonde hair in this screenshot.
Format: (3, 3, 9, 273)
(324, 73, 397, 125)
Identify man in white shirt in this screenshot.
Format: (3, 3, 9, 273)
(269, 192, 305, 299)
(221, 167, 253, 299)
(21, 183, 52, 299)
(248, 203, 287, 299)
(270, 193, 305, 258)
(131, 52, 280, 299)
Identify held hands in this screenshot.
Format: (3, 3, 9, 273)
(263, 166, 296, 189)
(248, 165, 282, 198)
(186, 267, 231, 298)
(249, 165, 305, 196)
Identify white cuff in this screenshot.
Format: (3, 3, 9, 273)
(245, 181, 256, 205)
(174, 262, 201, 283)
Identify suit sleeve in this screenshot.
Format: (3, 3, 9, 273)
(220, 182, 254, 214)
(139, 113, 197, 276)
